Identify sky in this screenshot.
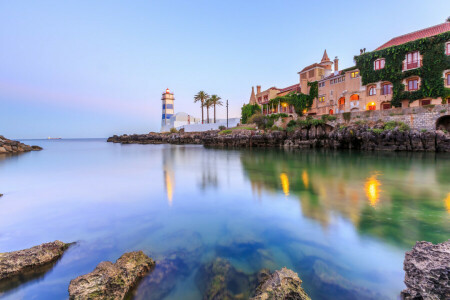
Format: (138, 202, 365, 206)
(1, 0, 449, 138)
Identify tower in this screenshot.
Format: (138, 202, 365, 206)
(161, 88, 174, 130)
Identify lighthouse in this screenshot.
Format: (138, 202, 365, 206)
(161, 88, 174, 131)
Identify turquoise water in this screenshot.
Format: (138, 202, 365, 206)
(0, 139, 449, 299)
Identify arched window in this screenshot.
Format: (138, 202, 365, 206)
(350, 94, 359, 101)
(339, 97, 345, 105)
(329, 109, 334, 115)
(367, 85, 376, 96)
(381, 102, 391, 110)
(446, 72, 450, 86)
(381, 83, 392, 95)
(406, 77, 419, 91)
(367, 102, 376, 111)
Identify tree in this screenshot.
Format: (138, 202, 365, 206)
(205, 97, 212, 123)
(241, 104, 261, 124)
(209, 95, 223, 123)
(194, 91, 209, 124)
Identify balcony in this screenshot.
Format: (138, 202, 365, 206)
(350, 101, 360, 109)
(403, 60, 421, 71)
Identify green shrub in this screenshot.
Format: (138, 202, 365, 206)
(287, 120, 297, 127)
(440, 109, 447, 113)
(248, 113, 266, 128)
(370, 128, 384, 134)
(170, 128, 178, 133)
(286, 126, 297, 132)
(343, 112, 351, 122)
(297, 119, 309, 128)
(266, 119, 274, 128)
(271, 125, 283, 131)
(218, 125, 226, 130)
(327, 115, 337, 121)
(421, 129, 427, 133)
(310, 119, 324, 126)
(241, 104, 261, 124)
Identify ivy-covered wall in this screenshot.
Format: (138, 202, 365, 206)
(355, 31, 450, 107)
(267, 81, 318, 115)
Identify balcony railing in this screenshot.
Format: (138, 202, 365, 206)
(403, 60, 420, 71)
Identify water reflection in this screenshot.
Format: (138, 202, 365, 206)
(240, 149, 450, 247)
(279, 173, 290, 196)
(365, 173, 381, 207)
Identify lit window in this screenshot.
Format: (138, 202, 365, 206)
(381, 83, 392, 95)
(368, 86, 376, 96)
(351, 71, 359, 78)
(407, 78, 419, 91)
(374, 58, 385, 70)
(318, 96, 325, 102)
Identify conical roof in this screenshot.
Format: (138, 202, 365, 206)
(321, 50, 330, 62)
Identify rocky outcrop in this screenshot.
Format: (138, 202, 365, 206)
(401, 240, 449, 300)
(0, 135, 42, 153)
(107, 125, 450, 152)
(0, 240, 70, 281)
(251, 267, 310, 300)
(68, 251, 154, 300)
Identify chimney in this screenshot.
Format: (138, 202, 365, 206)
(256, 85, 261, 94)
(334, 56, 339, 72)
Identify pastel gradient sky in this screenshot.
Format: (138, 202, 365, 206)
(1, 1, 449, 138)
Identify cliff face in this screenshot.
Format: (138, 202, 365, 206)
(0, 136, 42, 153)
(108, 125, 450, 152)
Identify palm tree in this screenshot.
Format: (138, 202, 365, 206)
(205, 98, 213, 123)
(209, 95, 223, 123)
(194, 91, 209, 124)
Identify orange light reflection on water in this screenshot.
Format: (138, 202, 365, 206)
(280, 173, 290, 196)
(365, 174, 381, 207)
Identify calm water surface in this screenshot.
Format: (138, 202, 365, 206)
(0, 139, 449, 299)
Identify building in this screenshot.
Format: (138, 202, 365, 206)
(248, 21, 450, 116)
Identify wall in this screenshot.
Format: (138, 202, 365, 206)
(176, 118, 241, 132)
(301, 104, 450, 130)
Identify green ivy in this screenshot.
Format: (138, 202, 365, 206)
(267, 82, 318, 115)
(355, 31, 450, 107)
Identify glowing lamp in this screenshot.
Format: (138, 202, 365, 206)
(282, 103, 287, 107)
(166, 88, 170, 94)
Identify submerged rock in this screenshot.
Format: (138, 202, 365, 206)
(251, 267, 310, 300)
(401, 240, 450, 300)
(196, 257, 257, 300)
(68, 251, 154, 300)
(0, 240, 70, 281)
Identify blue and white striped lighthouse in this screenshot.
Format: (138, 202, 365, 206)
(161, 88, 174, 131)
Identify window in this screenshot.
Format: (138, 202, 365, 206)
(368, 102, 376, 111)
(330, 90, 333, 96)
(258, 97, 262, 103)
(263, 95, 268, 101)
(368, 86, 376, 96)
(350, 94, 359, 101)
(318, 96, 325, 102)
(350, 71, 359, 78)
(162, 114, 173, 119)
(381, 83, 392, 95)
(382, 103, 392, 110)
(339, 97, 345, 105)
(446, 42, 450, 55)
(421, 100, 431, 106)
(407, 78, 419, 91)
(309, 70, 315, 78)
(374, 58, 385, 70)
(301, 73, 307, 80)
(405, 51, 419, 70)
(319, 82, 325, 87)
(162, 104, 174, 109)
(447, 73, 450, 86)
(329, 109, 334, 115)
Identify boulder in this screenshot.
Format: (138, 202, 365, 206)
(401, 240, 449, 300)
(0, 135, 42, 153)
(0, 240, 70, 281)
(68, 251, 154, 300)
(251, 267, 310, 300)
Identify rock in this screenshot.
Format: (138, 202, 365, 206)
(68, 251, 154, 300)
(401, 240, 450, 300)
(0, 194, 2, 197)
(0, 240, 70, 281)
(106, 124, 450, 152)
(251, 267, 310, 300)
(0, 135, 42, 153)
(196, 257, 256, 300)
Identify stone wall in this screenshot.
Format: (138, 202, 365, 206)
(302, 104, 450, 131)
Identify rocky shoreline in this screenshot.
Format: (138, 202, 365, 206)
(0, 239, 449, 299)
(0, 135, 42, 153)
(107, 123, 450, 152)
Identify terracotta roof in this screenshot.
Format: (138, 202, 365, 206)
(376, 22, 450, 50)
(277, 83, 300, 94)
(321, 50, 330, 62)
(299, 63, 323, 73)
